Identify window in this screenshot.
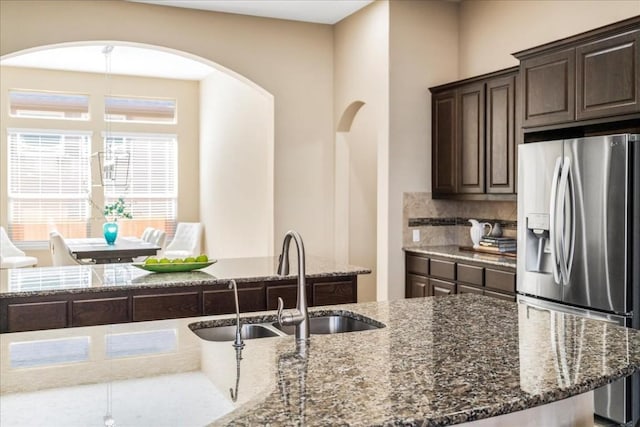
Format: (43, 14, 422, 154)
(104, 132, 177, 237)
(9, 90, 89, 120)
(7, 129, 91, 242)
(105, 96, 176, 124)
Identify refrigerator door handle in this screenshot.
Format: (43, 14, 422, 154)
(549, 156, 563, 285)
(558, 156, 574, 285)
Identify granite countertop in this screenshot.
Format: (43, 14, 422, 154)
(2, 295, 639, 426)
(0, 256, 371, 298)
(404, 245, 517, 269)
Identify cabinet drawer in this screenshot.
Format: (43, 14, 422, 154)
(72, 297, 129, 327)
(313, 281, 355, 306)
(203, 284, 265, 315)
(429, 259, 455, 280)
(8, 301, 67, 332)
(133, 292, 200, 321)
(458, 284, 483, 295)
(456, 263, 484, 286)
(485, 290, 516, 302)
(406, 254, 429, 276)
(429, 278, 456, 296)
(485, 269, 516, 293)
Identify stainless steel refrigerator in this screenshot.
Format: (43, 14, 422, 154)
(517, 133, 640, 426)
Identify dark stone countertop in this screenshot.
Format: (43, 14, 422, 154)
(403, 245, 517, 269)
(2, 295, 638, 426)
(0, 256, 371, 298)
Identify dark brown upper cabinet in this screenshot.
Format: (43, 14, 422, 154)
(576, 29, 639, 121)
(430, 67, 518, 200)
(514, 16, 640, 131)
(520, 49, 575, 127)
(486, 74, 516, 194)
(458, 82, 485, 194)
(432, 90, 457, 194)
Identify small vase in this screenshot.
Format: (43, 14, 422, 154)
(103, 222, 118, 245)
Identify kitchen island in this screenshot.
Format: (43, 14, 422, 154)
(2, 294, 639, 426)
(0, 256, 370, 333)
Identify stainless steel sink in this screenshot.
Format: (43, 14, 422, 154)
(190, 312, 384, 342)
(273, 314, 383, 335)
(192, 323, 283, 342)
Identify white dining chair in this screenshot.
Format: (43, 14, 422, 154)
(0, 226, 38, 269)
(49, 232, 83, 266)
(164, 222, 203, 259)
(141, 227, 155, 242)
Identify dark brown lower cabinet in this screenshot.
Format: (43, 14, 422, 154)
(7, 301, 67, 332)
(0, 275, 359, 333)
(313, 280, 356, 306)
(133, 292, 201, 322)
(405, 253, 516, 302)
(458, 284, 484, 295)
(72, 297, 129, 327)
(407, 273, 429, 298)
(430, 279, 456, 296)
(266, 284, 312, 310)
(203, 284, 265, 315)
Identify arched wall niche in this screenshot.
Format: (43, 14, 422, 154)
(334, 100, 377, 302)
(0, 40, 275, 263)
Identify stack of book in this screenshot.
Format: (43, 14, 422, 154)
(478, 236, 517, 254)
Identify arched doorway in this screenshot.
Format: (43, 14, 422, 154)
(0, 41, 275, 265)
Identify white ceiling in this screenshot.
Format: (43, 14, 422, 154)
(129, 0, 374, 25)
(1, 1, 374, 80)
(1, 45, 216, 80)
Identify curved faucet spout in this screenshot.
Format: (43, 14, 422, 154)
(276, 230, 310, 342)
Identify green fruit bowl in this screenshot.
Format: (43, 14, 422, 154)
(132, 260, 216, 273)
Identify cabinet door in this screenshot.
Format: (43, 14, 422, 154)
(72, 297, 129, 327)
(576, 30, 640, 120)
(7, 301, 67, 332)
(432, 90, 457, 194)
(266, 284, 312, 310)
(429, 278, 456, 296)
(458, 284, 484, 295)
(457, 82, 485, 194)
(486, 74, 515, 194)
(312, 280, 356, 306)
(485, 269, 516, 294)
(203, 284, 265, 315)
(132, 292, 200, 322)
(484, 290, 516, 302)
(521, 49, 575, 127)
(406, 274, 428, 298)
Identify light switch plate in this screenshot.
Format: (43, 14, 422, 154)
(412, 229, 420, 242)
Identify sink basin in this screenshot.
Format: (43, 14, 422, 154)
(192, 323, 282, 342)
(273, 314, 383, 335)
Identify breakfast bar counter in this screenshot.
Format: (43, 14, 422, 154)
(0, 257, 370, 333)
(2, 294, 639, 426)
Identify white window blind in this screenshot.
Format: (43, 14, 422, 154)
(7, 129, 91, 242)
(104, 133, 177, 236)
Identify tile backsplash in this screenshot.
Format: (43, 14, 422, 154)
(403, 192, 517, 247)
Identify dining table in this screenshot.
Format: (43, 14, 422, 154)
(65, 237, 160, 264)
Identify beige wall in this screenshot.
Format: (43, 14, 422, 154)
(386, 0, 459, 300)
(0, 66, 199, 266)
(459, 0, 640, 78)
(0, 0, 334, 259)
(199, 71, 274, 259)
(334, 0, 389, 302)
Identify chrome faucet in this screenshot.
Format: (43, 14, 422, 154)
(229, 279, 244, 349)
(276, 230, 310, 342)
